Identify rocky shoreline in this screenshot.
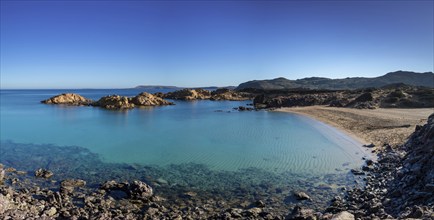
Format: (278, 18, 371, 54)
(1, 113, 433, 219)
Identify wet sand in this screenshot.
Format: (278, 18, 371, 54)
(275, 106, 433, 147)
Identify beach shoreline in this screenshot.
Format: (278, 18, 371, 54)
(274, 106, 433, 148)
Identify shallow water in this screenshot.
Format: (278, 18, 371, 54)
(0, 89, 369, 174)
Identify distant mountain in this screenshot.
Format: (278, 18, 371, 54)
(134, 85, 236, 90)
(236, 71, 434, 90)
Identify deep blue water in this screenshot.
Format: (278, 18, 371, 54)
(0, 89, 369, 174)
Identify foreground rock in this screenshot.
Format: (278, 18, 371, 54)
(41, 93, 93, 105)
(329, 113, 434, 219)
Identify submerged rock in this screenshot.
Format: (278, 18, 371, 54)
(286, 206, 317, 220)
(41, 93, 93, 105)
(60, 179, 86, 194)
(294, 191, 311, 200)
(35, 168, 53, 179)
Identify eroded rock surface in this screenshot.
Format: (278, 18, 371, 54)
(41, 93, 93, 105)
(93, 95, 135, 109)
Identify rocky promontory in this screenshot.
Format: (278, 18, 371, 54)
(41, 93, 93, 105)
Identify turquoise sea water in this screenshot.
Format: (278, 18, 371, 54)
(0, 89, 369, 174)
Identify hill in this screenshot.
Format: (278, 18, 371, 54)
(236, 71, 434, 90)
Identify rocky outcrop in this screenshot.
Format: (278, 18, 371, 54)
(44, 92, 174, 110)
(253, 86, 434, 109)
(345, 92, 376, 109)
(254, 93, 337, 109)
(93, 95, 135, 109)
(163, 88, 211, 100)
(130, 92, 174, 106)
(41, 93, 93, 105)
(210, 88, 252, 101)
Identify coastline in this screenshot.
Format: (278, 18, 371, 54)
(274, 106, 433, 147)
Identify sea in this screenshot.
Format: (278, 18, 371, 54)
(0, 89, 372, 210)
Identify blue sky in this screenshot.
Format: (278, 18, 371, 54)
(1, 0, 433, 89)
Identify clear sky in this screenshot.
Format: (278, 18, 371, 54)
(1, 0, 433, 89)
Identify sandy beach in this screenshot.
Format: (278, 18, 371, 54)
(275, 106, 433, 147)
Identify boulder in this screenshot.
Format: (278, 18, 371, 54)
(130, 92, 174, 106)
(93, 95, 135, 109)
(128, 180, 153, 200)
(294, 191, 310, 200)
(331, 211, 355, 220)
(100, 180, 153, 200)
(41, 93, 93, 105)
(60, 179, 86, 194)
(286, 206, 317, 220)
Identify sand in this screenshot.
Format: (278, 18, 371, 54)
(275, 106, 433, 147)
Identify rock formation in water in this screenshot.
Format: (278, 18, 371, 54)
(130, 92, 174, 106)
(93, 95, 135, 109)
(43, 92, 174, 110)
(41, 93, 93, 105)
